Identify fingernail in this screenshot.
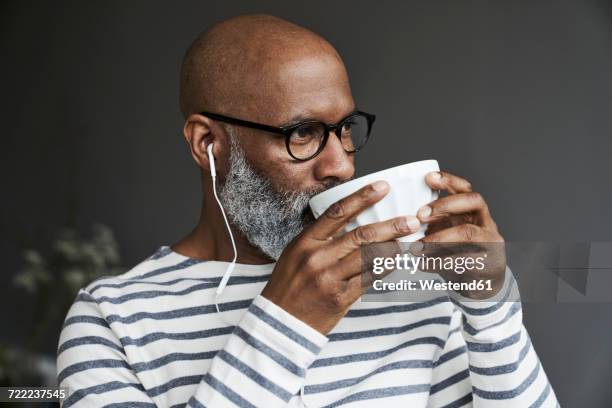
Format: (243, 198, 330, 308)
(429, 171, 442, 180)
(372, 180, 389, 192)
(417, 205, 432, 220)
(405, 216, 420, 231)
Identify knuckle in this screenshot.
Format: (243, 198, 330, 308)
(364, 184, 378, 197)
(329, 290, 346, 309)
(392, 218, 406, 234)
(354, 225, 376, 244)
(426, 234, 441, 244)
(326, 201, 345, 219)
(312, 270, 328, 290)
(307, 256, 322, 272)
(429, 202, 445, 217)
(461, 224, 479, 241)
(392, 218, 410, 235)
(299, 252, 318, 273)
(468, 192, 483, 205)
(357, 184, 378, 202)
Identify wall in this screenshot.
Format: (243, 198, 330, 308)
(1, 1, 611, 405)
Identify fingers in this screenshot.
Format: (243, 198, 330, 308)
(424, 214, 471, 234)
(425, 171, 472, 194)
(421, 171, 498, 230)
(415, 224, 488, 272)
(306, 181, 390, 241)
(343, 265, 391, 303)
(417, 192, 491, 225)
(325, 215, 421, 259)
(346, 272, 369, 301)
(421, 223, 486, 244)
(331, 238, 405, 281)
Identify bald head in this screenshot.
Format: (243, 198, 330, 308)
(179, 14, 350, 120)
(177, 15, 357, 261)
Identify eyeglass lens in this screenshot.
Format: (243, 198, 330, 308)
(288, 114, 369, 160)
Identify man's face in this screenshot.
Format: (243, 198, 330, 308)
(218, 51, 357, 259)
(231, 51, 356, 194)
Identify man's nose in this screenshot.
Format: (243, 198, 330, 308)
(312, 133, 355, 182)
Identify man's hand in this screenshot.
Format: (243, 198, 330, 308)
(414, 171, 507, 299)
(261, 181, 421, 335)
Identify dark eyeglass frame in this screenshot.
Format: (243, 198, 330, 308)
(200, 110, 376, 161)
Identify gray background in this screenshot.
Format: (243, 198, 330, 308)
(2, 0, 612, 406)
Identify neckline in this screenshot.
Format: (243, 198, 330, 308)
(160, 245, 276, 272)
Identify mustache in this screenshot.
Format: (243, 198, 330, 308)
(298, 177, 354, 199)
(283, 177, 353, 210)
(315, 177, 351, 195)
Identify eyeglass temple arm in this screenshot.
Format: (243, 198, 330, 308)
(200, 111, 288, 135)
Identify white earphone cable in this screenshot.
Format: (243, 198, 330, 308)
(300, 383, 311, 407)
(209, 145, 310, 406)
(211, 171, 237, 296)
(208, 151, 238, 322)
(212, 171, 238, 320)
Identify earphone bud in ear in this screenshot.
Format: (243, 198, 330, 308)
(207, 143, 216, 178)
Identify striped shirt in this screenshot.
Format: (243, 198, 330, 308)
(57, 245, 559, 407)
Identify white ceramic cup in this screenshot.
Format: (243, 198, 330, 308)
(309, 159, 440, 242)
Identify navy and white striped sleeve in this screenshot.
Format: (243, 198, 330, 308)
(426, 306, 473, 407)
(57, 291, 329, 407)
(447, 267, 560, 407)
(188, 294, 329, 407)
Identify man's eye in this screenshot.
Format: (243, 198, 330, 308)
(291, 125, 320, 144)
(296, 125, 317, 137)
(342, 120, 357, 131)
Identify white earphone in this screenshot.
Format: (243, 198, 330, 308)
(207, 143, 217, 178)
(207, 143, 237, 297)
(208, 143, 309, 407)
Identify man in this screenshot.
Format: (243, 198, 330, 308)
(57, 14, 559, 407)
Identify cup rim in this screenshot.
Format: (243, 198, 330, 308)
(309, 159, 438, 208)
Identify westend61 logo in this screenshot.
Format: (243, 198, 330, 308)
(372, 253, 487, 275)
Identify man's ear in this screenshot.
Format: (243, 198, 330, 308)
(183, 114, 217, 171)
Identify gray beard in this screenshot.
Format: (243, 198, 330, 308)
(218, 131, 340, 260)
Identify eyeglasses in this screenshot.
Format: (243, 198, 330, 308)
(200, 110, 376, 161)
